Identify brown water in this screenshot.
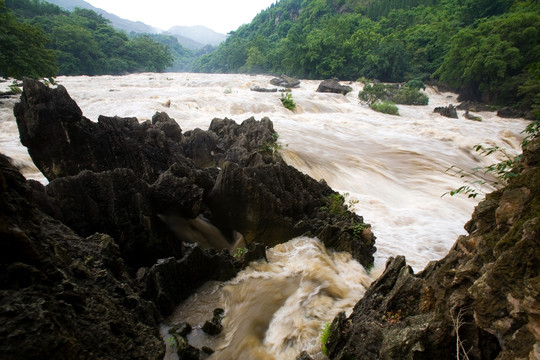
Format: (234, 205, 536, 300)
(163, 237, 377, 360)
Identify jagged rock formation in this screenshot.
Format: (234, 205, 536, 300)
(316, 79, 353, 95)
(0, 154, 164, 359)
(434, 104, 458, 118)
(14, 78, 376, 271)
(326, 137, 540, 360)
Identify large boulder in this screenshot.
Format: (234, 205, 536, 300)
(316, 79, 353, 95)
(326, 137, 540, 360)
(0, 154, 164, 360)
(270, 75, 300, 88)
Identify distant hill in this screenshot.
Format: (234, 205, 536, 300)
(44, 0, 225, 49)
(166, 26, 226, 47)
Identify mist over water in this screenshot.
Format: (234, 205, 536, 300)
(0, 73, 529, 358)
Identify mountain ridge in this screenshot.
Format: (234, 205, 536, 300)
(44, 0, 225, 49)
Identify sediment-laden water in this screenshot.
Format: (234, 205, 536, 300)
(0, 73, 529, 358)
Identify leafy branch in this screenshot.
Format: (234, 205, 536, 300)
(444, 119, 538, 198)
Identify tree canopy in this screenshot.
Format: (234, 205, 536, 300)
(0, 0, 57, 79)
(193, 0, 540, 114)
(3, 0, 174, 77)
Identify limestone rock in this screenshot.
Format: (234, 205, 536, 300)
(0, 154, 164, 359)
(316, 79, 352, 95)
(433, 104, 458, 118)
(270, 75, 300, 88)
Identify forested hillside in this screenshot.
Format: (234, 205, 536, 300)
(194, 0, 540, 114)
(1, 0, 174, 77)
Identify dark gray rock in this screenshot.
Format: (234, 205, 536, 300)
(141, 244, 238, 316)
(497, 106, 523, 118)
(0, 154, 164, 360)
(270, 75, 300, 88)
(434, 104, 458, 118)
(316, 79, 352, 95)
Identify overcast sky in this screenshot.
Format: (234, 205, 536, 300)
(85, 0, 277, 34)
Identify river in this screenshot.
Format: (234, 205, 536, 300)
(0, 73, 529, 359)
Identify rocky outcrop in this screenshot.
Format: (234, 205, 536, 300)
(434, 104, 458, 118)
(14, 78, 376, 269)
(270, 74, 300, 88)
(316, 79, 353, 95)
(497, 106, 523, 118)
(326, 137, 540, 360)
(456, 101, 492, 112)
(0, 154, 164, 359)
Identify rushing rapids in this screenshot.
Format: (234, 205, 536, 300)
(0, 73, 529, 358)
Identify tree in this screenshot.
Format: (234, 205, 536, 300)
(0, 0, 57, 79)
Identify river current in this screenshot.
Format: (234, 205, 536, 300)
(0, 73, 529, 359)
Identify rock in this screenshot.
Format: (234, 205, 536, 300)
(202, 346, 215, 354)
(169, 322, 192, 337)
(316, 79, 353, 95)
(270, 75, 300, 88)
(497, 106, 523, 118)
(176, 337, 201, 360)
(250, 86, 278, 92)
(152, 111, 182, 142)
(456, 101, 491, 112)
(14, 78, 187, 183)
(433, 104, 458, 118)
(207, 160, 376, 267)
(141, 244, 238, 316)
(0, 154, 164, 359)
(296, 350, 314, 359)
(464, 110, 482, 122)
(327, 137, 540, 360)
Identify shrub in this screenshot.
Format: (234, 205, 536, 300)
(359, 83, 388, 105)
(280, 91, 296, 111)
(392, 87, 429, 105)
(405, 79, 426, 90)
(370, 100, 399, 115)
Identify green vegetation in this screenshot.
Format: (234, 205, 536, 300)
(353, 223, 367, 238)
(445, 117, 539, 198)
(359, 81, 428, 108)
(322, 193, 348, 216)
(2, 0, 173, 78)
(259, 132, 284, 155)
(0, 0, 57, 79)
(280, 91, 296, 111)
(370, 100, 400, 115)
(194, 0, 540, 114)
(320, 322, 331, 356)
(233, 247, 247, 259)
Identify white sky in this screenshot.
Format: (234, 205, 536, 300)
(85, 0, 277, 34)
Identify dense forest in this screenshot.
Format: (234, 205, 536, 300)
(194, 0, 540, 115)
(1, 0, 176, 77)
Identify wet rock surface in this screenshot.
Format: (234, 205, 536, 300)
(327, 137, 540, 360)
(433, 104, 458, 118)
(316, 79, 353, 95)
(270, 74, 301, 88)
(0, 154, 164, 360)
